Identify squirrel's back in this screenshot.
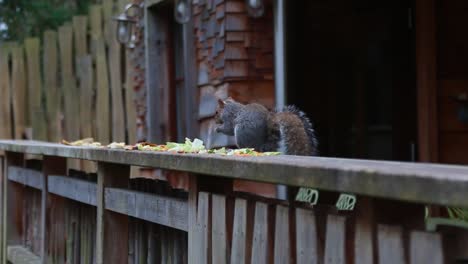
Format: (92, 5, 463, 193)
(274, 106, 318, 156)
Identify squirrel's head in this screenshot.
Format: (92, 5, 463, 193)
(214, 97, 239, 136)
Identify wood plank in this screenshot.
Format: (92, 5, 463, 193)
(7, 245, 41, 264)
(251, 202, 268, 264)
(354, 197, 374, 264)
(7, 166, 42, 190)
(225, 14, 248, 31)
(72, 16, 88, 60)
(416, 0, 438, 162)
(409, 231, 443, 264)
(58, 24, 80, 142)
(323, 215, 346, 264)
(274, 205, 290, 264)
(194, 192, 210, 264)
(89, 5, 103, 57)
(95, 39, 111, 144)
(0, 46, 12, 139)
(105, 187, 187, 231)
(96, 162, 129, 264)
(43, 30, 61, 142)
(0, 157, 3, 261)
(108, 17, 125, 142)
(25, 38, 46, 141)
(48, 175, 97, 206)
(3, 152, 24, 264)
(295, 208, 318, 264)
(10, 45, 28, 139)
(188, 175, 197, 264)
(377, 225, 405, 264)
(231, 198, 247, 264)
(212, 194, 227, 264)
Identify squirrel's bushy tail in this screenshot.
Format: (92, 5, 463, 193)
(280, 105, 319, 156)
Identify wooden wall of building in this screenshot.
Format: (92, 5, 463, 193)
(193, 0, 275, 148)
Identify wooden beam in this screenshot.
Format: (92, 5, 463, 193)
(2, 152, 24, 264)
(48, 175, 97, 206)
(416, 0, 438, 162)
(105, 188, 187, 231)
(7, 166, 43, 190)
(96, 162, 129, 264)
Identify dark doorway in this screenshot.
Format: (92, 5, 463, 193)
(286, 0, 417, 161)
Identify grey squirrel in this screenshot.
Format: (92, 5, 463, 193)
(214, 98, 318, 156)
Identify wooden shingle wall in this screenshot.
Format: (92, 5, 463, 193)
(194, 0, 275, 148)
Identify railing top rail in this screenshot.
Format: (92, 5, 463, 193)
(1, 140, 467, 208)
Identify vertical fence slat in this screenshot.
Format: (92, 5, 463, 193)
(323, 215, 346, 264)
(188, 176, 197, 264)
(0, 47, 12, 139)
(0, 157, 3, 261)
(43, 30, 61, 142)
(231, 198, 247, 264)
(274, 205, 290, 264)
(354, 197, 374, 264)
(212, 194, 227, 264)
(95, 39, 111, 144)
(77, 56, 96, 173)
(96, 162, 129, 264)
(73, 16, 88, 60)
(10, 44, 27, 139)
(410, 231, 443, 264)
(25, 38, 47, 141)
(295, 208, 318, 264)
(251, 202, 268, 264)
(59, 24, 80, 142)
(378, 224, 405, 264)
(193, 192, 210, 264)
(90, 5, 103, 58)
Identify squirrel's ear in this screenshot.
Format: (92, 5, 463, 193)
(217, 98, 226, 108)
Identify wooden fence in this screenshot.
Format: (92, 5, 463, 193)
(0, 0, 137, 152)
(0, 140, 468, 263)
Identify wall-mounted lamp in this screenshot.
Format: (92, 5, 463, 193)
(113, 3, 143, 48)
(174, 0, 191, 24)
(452, 93, 468, 123)
(246, 0, 265, 18)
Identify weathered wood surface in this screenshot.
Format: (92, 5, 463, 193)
(274, 205, 290, 264)
(25, 38, 46, 141)
(295, 208, 318, 264)
(212, 194, 227, 264)
(7, 245, 41, 264)
(7, 166, 43, 190)
(96, 162, 129, 264)
(378, 225, 405, 264)
(95, 39, 111, 144)
(105, 187, 188, 231)
(251, 202, 268, 264)
(43, 30, 61, 142)
(10, 45, 27, 139)
(410, 231, 444, 264)
(2, 141, 468, 208)
(323, 215, 346, 264)
(231, 198, 247, 264)
(0, 46, 12, 139)
(48, 175, 97, 206)
(193, 192, 210, 264)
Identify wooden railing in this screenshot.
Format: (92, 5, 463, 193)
(0, 140, 468, 263)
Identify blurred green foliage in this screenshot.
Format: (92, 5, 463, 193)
(0, 0, 93, 41)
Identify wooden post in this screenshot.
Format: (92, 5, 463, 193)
(96, 162, 129, 264)
(2, 151, 25, 264)
(41, 156, 67, 263)
(187, 174, 198, 264)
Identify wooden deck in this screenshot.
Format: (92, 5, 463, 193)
(0, 140, 467, 263)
